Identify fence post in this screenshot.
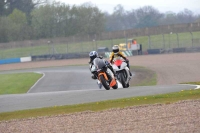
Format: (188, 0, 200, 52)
(73, 36, 75, 44)
(95, 34, 97, 51)
(176, 33, 179, 48)
(148, 35, 151, 49)
(162, 34, 165, 49)
(48, 41, 51, 54)
(189, 32, 193, 47)
(169, 33, 171, 49)
(66, 42, 68, 53)
(109, 32, 113, 50)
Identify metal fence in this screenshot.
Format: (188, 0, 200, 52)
(0, 22, 200, 59)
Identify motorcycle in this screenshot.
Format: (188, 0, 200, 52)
(91, 58, 118, 90)
(112, 57, 131, 88)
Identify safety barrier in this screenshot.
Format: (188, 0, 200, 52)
(0, 57, 31, 65)
(172, 47, 186, 53)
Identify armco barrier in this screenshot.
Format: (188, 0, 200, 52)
(0, 53, 89, 64)
(31, 53, 89, 61)
(20, 57, 32, 62)
(0, 58, 20, 64)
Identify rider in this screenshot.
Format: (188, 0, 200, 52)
(109, 45, 132, 76)
(89, 51, 116, 80)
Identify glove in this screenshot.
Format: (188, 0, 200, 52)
(99, 56, 103, 59)
(105, 60, 109, 65)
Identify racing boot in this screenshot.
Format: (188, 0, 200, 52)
(129, 71, 132, 76)
(97, 80, 102, 89)
(91, 74, 97, 79)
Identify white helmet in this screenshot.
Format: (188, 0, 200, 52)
(112, 45, 119, 54)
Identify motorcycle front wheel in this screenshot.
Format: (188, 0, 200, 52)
(112, 82, 118, 89)
(100, 75, 110, 90)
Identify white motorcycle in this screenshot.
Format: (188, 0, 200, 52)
(112, 57, 131, 88)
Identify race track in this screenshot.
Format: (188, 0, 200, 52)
(0, 65, 198, 113)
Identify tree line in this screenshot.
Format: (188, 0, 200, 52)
(0, 1, 200, 43)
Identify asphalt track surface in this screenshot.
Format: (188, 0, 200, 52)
(0, 65, 198, 113)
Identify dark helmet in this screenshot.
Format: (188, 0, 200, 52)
(89, 51, 98, 60)
(112, 45, 119, 54)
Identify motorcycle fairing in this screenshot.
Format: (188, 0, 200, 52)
(110, 78, 117, 87)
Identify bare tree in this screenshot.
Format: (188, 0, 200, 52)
(135, 6, 163, 28)
(177, 9, 195, 23)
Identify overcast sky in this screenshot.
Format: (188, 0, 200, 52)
(58, 0, 200, 14)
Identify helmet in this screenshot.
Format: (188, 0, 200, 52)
(89, 51, 98, 60)
(112, 45, 119, 54)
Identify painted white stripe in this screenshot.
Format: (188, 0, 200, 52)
(20, 56, 32, 62)
(194, 85, 200, 90)
(27, 72, 45, 93)
(128, 50, 133, 56)
(105, 53, 110, 58)
(122, 51, 127, 56)
(179, 84, 200, 90)
(125, 51, 131, 56)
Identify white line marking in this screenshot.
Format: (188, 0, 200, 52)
(194, 85, 200, 90)
(27, 72, 45, 93)
(179, 84, 200, 90)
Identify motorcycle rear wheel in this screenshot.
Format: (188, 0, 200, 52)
(119, 72, 126, 88)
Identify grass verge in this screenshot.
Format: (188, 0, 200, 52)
(129, 66, 157, 86)
(0, 88, 199, 121)
(0, 72, 43, 94)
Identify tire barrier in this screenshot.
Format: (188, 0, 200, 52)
(147, 49, 161, 54)
(172, 47, 186, 53)
(190, 47, 200, 52)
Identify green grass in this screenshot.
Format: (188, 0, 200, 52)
(1, 31, 200, 59)
(129, 66, 157, 86)
(0, 88, 199, 121)
(0, 72, 43, 94)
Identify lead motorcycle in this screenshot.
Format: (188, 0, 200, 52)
(112, 57, 131, 88)
(91, 58, 118, 90)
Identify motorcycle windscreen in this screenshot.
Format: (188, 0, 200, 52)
(93, 58, 106, 70)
